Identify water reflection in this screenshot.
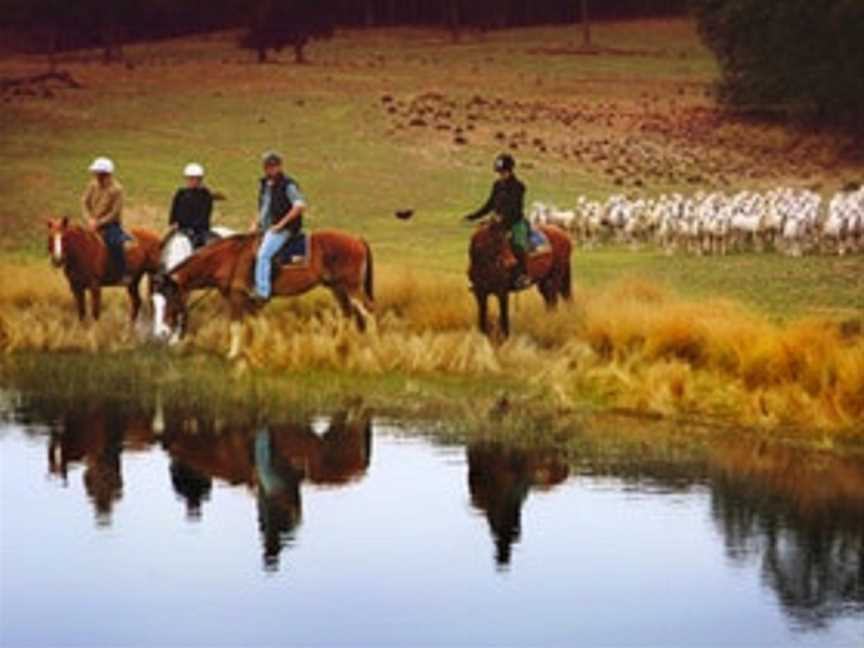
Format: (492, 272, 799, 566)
(48, 404, 156, 525)
(467, 442, 569, 567)
(8, 396, 864, 632)
(708, 441, 864, 630)
(161, 408, 373, 571)
(37, 400, 372, 571)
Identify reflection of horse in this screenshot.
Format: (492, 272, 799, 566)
(468, 219, 572, 338)
(48, 404, 155, 525)
(467, 442, 569, 566)
(47, 218, 162, 322)
(152, 231, 374, 358)
(163, 410, 373, 570)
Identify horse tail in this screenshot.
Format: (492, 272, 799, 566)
(555, 230, 573, 301)
(362, 238, 374, 307)
(560, 256, 572, 301)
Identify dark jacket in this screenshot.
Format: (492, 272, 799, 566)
(466, 175, 526, 227)
(170, 187, 213, 234)
(259, 173, 303, 236)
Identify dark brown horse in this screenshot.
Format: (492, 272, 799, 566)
(47, 217, 162, 322)
(468, 441, 569, 566)
(468, 219, 572, 338)
(153, 230, 374, 359)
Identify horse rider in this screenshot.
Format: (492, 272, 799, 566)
(463, 153, 531, 290)
(82, 156, 129, 283)
(250, 151, 307, 304)
(169, 163, 213, 249)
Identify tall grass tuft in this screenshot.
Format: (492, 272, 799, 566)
(1, 262, 862, 432)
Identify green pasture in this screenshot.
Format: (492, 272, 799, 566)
(0, 20, 861, 320)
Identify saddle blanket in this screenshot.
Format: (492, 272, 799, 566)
(274, 233, 309, 267)
(528, 228, 551, 256)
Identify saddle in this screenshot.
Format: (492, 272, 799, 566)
(248, 233, 310, 284)
(274, 233, 309, 267)
(527, 228, 552, 257)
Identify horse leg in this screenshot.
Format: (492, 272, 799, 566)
(498, 292, 511, 339)
(474, 290, 489, 335)
(90, 285, 102, 321)
(330, 285, 368, 333)
(227, 290, 247, 360)
(538, 279, 558, 311)
(127, 276, 142, 324)
(72, 286, 86, 322)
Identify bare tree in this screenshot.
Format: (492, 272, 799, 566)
(579, 0, 591, 48)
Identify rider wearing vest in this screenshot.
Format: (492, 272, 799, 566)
(169, 163, 214, 249)
(251, 151, 306, 303)
(464, 154, 531, 290)
(82, 156, 130, 283)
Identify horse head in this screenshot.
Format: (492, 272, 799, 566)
(46, 217, 70, 268)
(468, 219, 514, 290)
(152, 272, 187, 343)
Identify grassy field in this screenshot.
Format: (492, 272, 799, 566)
(1, 20, 863, 436)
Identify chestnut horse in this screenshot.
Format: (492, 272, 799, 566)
(152, 230, 374, 359)
(47, 217, 162, 322)
(468, 219, 572, 338)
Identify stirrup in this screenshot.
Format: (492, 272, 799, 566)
(512, 275, 532, 291)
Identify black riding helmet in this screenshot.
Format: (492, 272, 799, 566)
(494, 153, 515, 173)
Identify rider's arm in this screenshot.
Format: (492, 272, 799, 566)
(95, 186, 124, 228)
(465, 184, 495, 221)
(169, 190, 182, 227)
(202, 190, 213, 231)
(81, 183, 94, 221)
(273, 183, 306, 231)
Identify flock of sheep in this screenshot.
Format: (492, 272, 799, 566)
(530, 186, 864, 256)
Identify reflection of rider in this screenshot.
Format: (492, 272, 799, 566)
(463, 153, 531, 290)
(82, 156, 129, 283)
(254, 426, 302, 571)
(250, 151, 307, 305)
(169, 459, 212, 520)
(49, 407, 127, 526)
(467, 442, 569, 567)
(169, 163, 213, 249)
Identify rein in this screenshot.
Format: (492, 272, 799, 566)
(185, 288, 215, 313)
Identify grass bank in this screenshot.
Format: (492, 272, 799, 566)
(2, 262, 862, 437)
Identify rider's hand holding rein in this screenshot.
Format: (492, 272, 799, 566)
(271, 202, 305, 233)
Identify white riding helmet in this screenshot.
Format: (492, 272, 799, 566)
(89, 157, 115, 174)
(184, 162, 205, 178)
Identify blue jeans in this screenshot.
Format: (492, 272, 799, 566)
(101, 222, 129, 278)
(255, 229, 290, 298)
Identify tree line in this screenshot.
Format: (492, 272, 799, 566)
(0, 0, 688, 62)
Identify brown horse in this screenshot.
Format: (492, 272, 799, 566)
(153, 230, 374, 359)
(468, 219, 572, 338)
(47, 217, 162, 322)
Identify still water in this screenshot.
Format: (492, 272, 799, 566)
(1, 395, 862, 647)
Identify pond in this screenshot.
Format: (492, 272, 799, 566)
(1, 393, 862, 647)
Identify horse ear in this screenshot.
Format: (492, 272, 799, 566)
(61, 216, 69, 229)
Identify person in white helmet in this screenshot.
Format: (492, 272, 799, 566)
(82, 156, 129, 282)
(169, 163, 214, 249)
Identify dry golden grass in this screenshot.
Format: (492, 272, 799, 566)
(2, 261, 862, 433)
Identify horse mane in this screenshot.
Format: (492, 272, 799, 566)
(168, 233, 256, 279)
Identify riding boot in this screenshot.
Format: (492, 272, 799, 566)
(511, 248, 531, 290)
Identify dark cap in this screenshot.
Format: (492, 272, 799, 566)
(262, 151, 283, 166)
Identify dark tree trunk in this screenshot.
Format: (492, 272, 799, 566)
(580, 0, 591, 48)
(294, 39, 307, 64)
(448, 0, 461, 43)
